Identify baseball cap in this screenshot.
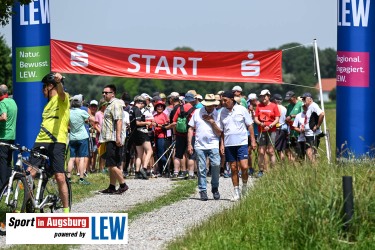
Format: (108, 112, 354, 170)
(260, 89, 271, 96)
(284, 91, 295, 100)
(90, 100, 98, 106)
(195, 94, 203, 100)
(232, 86, 242, 92)
(302, 92, 313, 98)
(222, 90, 234, 99)
(72, 94, 83, 103)
(247, 93, 257, 100)
(168, 92, 179, 98)
(141, 93, 151, 99)
(272, 94, 283, 101)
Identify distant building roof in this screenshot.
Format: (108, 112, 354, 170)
(315, 78, 336, 92)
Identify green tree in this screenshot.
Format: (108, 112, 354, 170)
(0, 34, 12, 92)
(0, 0, 33, 26)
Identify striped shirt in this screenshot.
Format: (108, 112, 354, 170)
(99, 98, 124, 143)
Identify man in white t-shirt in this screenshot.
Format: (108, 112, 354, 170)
(188, 94, 222, 201)
(220, 91, 256, 201)
(301, 92, 325, 162)
(292, 104, 308, 160)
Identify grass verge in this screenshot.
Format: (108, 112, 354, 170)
(123, 180, 197, 221)
(167, 161, 375, 249)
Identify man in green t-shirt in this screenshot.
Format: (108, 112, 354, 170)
(0, 84, 18, 190)
(285, 91, 303, 160)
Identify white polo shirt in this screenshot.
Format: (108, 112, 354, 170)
(188, 107, 221, 150)
(220, 104, 253, 146)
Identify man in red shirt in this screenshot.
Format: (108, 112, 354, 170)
(254, 89, 280, 177)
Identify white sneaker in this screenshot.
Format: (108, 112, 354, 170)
(231, 187, 241, 202)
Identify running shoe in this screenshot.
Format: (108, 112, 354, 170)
(257, 171, 264, 178)
(139, 168, 149, 180)
(79, 179, 91, 185)
(231, 188, 241, 202)
(212, 188, 220, 200)
(199, 191, 208, 201)
(114, 184, 129, 194)
(98, 187, 116, 194)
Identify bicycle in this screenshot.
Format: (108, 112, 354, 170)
(1, 142, 72, 213)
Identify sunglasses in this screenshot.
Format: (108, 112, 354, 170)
(102, 91, 113, 95)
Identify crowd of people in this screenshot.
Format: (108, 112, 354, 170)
(0, 73, 326, 209)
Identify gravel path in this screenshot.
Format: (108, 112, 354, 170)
(0, 176, 255, 249)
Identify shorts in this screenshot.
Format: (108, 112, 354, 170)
(29, 143, 66, 174)
(69, 139, 89, 158)
(275, 129, 288, 151)
(174, 135, 196, 160)
(224, 145, 248, 162)
(98, 143, 106, 157)
(305, 135, 320, 149)
(134, 131, 150, 146)
(257, 131, 276, 147)
(104, 141, 123, 167)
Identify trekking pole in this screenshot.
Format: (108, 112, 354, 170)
(163, 141, 176, 175)
(266, 131, 281, 163)
(153, 141, 176, 168)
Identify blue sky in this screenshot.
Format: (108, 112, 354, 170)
(0, 0, 337, 51)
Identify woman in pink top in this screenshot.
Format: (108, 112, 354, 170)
(95, 99, 107, 173)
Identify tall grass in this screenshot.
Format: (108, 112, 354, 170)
(167, 107, 375, 249)
(167, 161, 375, 249)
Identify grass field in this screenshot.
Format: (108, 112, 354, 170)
(166, 107, 375, 249)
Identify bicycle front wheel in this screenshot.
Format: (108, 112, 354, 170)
(7, 173, 32, 213)
(40, 174, 72, 213)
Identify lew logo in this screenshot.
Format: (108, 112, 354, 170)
(20, 0, 50, 25)
(241, 53, 260, 77)
(91, 216, 127, 240)
(71, 45, 89, 67)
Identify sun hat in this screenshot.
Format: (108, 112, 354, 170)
(154, 100, 166, 109)
(184, 93, 195, 102)
(201, 94, 220, 106)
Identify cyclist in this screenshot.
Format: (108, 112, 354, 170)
(28, 72, 71, 213)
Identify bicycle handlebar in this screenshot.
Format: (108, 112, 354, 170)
(0, 142, 49, 160)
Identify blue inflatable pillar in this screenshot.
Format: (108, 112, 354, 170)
(12, 0, 51, 148)
(337, 0, 375, 159)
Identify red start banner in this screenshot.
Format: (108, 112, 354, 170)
(51, 39, 282, 83)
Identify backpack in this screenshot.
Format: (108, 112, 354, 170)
(176, 105, 195, 133)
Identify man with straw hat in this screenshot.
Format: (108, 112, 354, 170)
(188, 94, 222, 201)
